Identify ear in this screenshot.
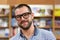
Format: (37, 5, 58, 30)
(31, 13, 34, 19)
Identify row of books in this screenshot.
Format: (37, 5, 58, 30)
(0, 28, 9, 37)
(55, 20, 60, 25)
(0, 5, 10, 15)
(55, 30, 60, 35)
(0, 18, 8, 27)
(0, 5, 60, 16)
(33, 18, 52, 28)
(54, 5, 60, 16)
(55, 17, 60, 28)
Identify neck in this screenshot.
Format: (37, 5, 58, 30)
(22, 23, 34, 39)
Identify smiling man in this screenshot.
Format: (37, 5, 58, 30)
(10, 4, 56, 40)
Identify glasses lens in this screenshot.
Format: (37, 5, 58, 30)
(15, 15, 21, 19)
(23, 12, 31, 18)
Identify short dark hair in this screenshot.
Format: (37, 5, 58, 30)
(14, 4, 32, 13)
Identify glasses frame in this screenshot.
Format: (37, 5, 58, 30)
(15, 12, 31, 19)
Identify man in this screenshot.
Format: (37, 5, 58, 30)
(10, 4, 56, 40)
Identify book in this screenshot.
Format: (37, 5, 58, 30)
(0, 5, 10, 15)
(11, 18, 18, 27)
(0, 18, 8, 27)
(0, 29, 9, 37)
(55, 30, 60, 35)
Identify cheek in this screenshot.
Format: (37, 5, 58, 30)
(16, 18, 21, 21)
(29, 17, 33, 21)
(16, 19, 21, 23)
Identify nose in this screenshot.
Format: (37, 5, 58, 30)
(21, 16, 25, 20)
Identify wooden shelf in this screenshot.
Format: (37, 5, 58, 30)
(55, 25, 60, 29)
(38, 25, 50, 29)
(11, 26, 18, 28)
(0, 37, 9, 39)
(55, 16, 60, 17)
(56, 35, 60, 39)
(0, 14, 9, 17)
(0, 27, 8, 29)
(55, 26, 60, 29)
(34, 16, 52, 18)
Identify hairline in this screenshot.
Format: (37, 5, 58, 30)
(14, 4, 32, 14)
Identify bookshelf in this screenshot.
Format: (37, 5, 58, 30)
(0, 5, 11, 40)
(0, 4, 60, 40)
(0, 4, 59, 40)
(54, 5, 60, 40)
(0, 0, 60, 40)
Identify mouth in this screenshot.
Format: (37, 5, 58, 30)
(21, 21, 28, 26)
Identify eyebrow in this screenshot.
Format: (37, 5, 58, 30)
(16, 12, 31, 16)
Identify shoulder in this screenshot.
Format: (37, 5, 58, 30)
(38, 28, 56, 40)
(38, 29, 52, 34)
(10, 33, 20, 40)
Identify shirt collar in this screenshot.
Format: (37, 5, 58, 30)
(20, 26, 38, 37)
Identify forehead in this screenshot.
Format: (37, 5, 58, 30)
(15, 6, 29, 15)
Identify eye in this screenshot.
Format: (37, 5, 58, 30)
(23, 13, 28, 16)
(15, 15, 21, 18)
(23, 12, 31, 16)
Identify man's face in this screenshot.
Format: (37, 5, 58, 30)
(15, 6, 34, 30)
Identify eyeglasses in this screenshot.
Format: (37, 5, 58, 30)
(15, 12, 31, 19)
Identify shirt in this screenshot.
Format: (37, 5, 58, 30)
(10, 27, 56, 40)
